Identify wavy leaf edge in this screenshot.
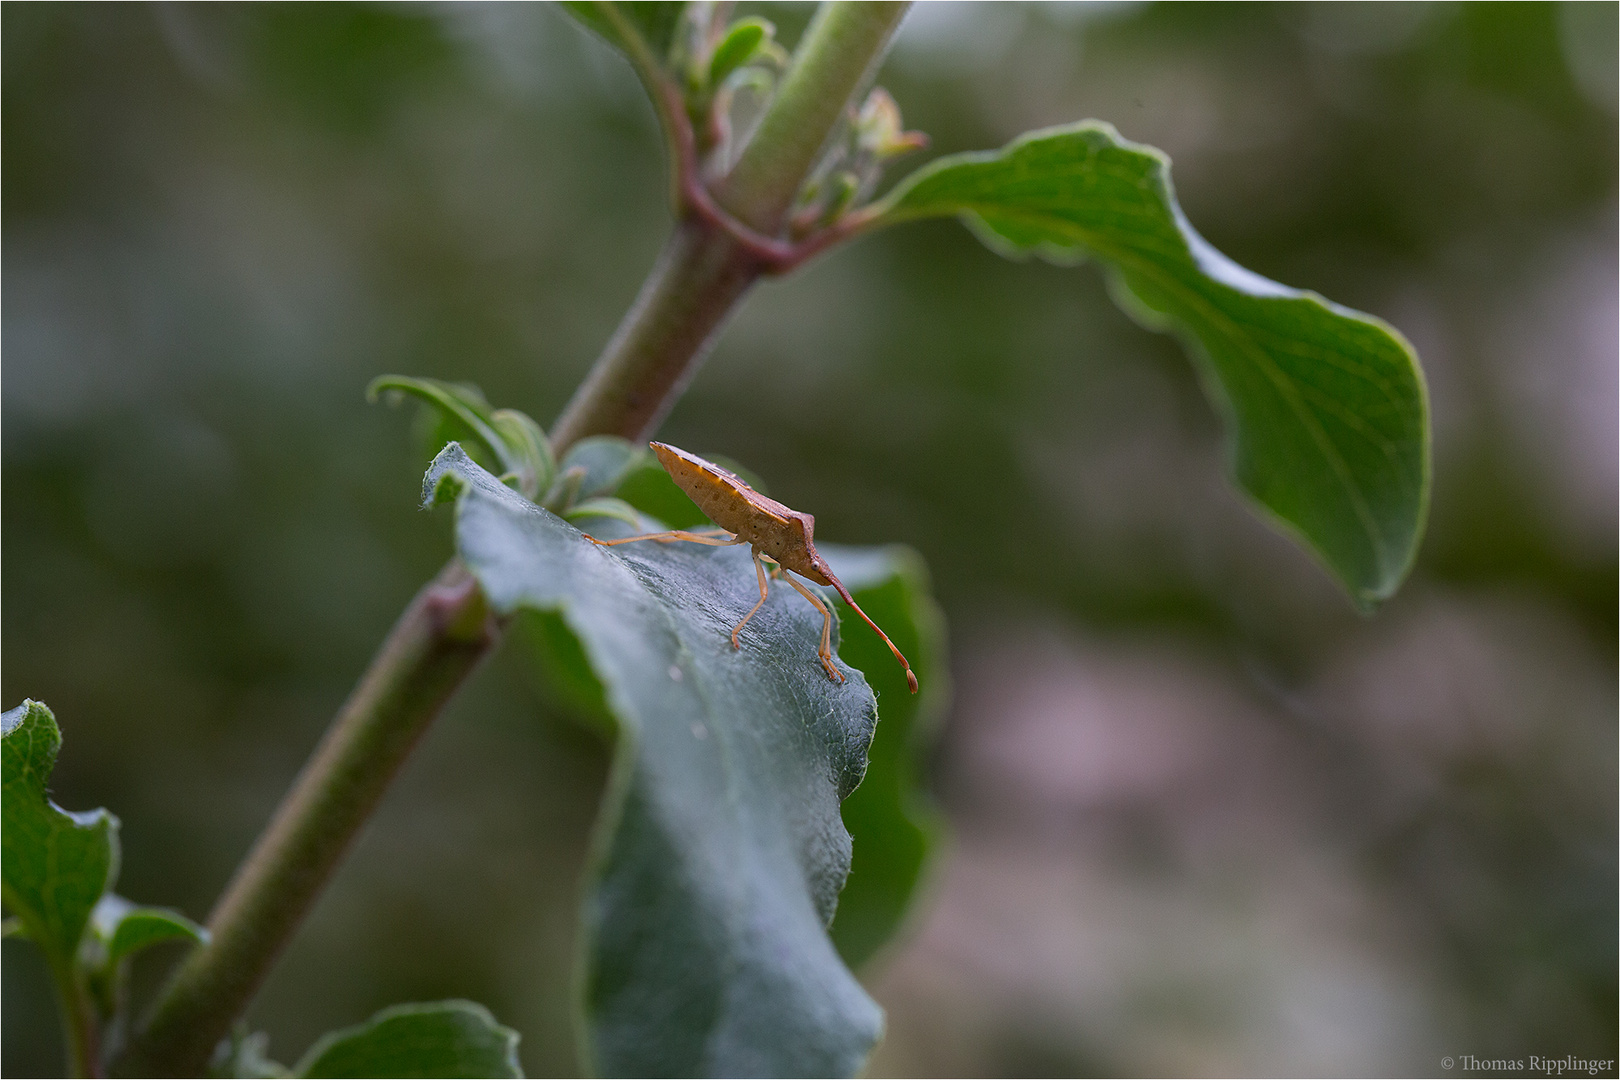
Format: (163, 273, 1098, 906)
(872, 119, 1431, 608)
(427, 443, 887, 1077)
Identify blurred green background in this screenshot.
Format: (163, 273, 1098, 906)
(4, 3, 1614, 1075)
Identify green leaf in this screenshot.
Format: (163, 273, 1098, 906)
(428, 444, 885, 1076)
(88, 893, 206, 971)
(819, 545, 948, 969)
(490, 408, 558, 500)
(559, 1, 684, 66)
(873, 122, 1431, 608)
(563, 496, 646, 530)
(423, 464, 467, 508)
(554, 435, 648, 503)
(292, 1001, 521, 1079)
(514, 609, 618, 739)
(1, 700, 118, 979)
(708, 17, 771, 88)
(83, 894, 208, 1029)
(370, 376, 554, 500)
(370, 375, 504, 459)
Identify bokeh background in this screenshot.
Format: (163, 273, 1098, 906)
(4, 3, 1615, 1075)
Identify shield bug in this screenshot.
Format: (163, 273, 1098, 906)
(585, 442, 918, 693)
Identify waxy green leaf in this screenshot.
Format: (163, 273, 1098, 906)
(428, 443, 885, 1076)
(1, 701, 118, 978)
(292, 1001, 521, 1079)
(874, 122, 1430, 608)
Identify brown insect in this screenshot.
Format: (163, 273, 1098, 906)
(584, 442, 918, 693)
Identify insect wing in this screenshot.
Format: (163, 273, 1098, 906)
(651, 442, 791, 532)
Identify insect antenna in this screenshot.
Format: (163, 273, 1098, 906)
(826, 578, 919, 694)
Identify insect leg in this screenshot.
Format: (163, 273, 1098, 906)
(823, 575, 920, 694)
(782, 574, 845, 685)
(586, 529, 741, 548)
(729, 549, 772, 649)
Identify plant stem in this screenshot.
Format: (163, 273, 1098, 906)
(53, 959, 100, 1078)
(550, 1, 910, 451)
(716, 1, 910, 234)
(548, 220, 757, 451)
(115, 564, 497, 1078)
(116, 6, 911, 1072)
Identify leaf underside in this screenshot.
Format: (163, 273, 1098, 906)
(875, 121, 1430, 608)
(429, 444, 885, 1077)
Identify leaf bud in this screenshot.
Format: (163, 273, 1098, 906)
(854, 87, 929, 161)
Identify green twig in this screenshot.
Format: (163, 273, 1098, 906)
(716, 2, 909, 235)
(53, 958, 100, 1078)
(115, 564, 497, 1077)
(547, 219, 756, 451)
(550, 1, 910, 450)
